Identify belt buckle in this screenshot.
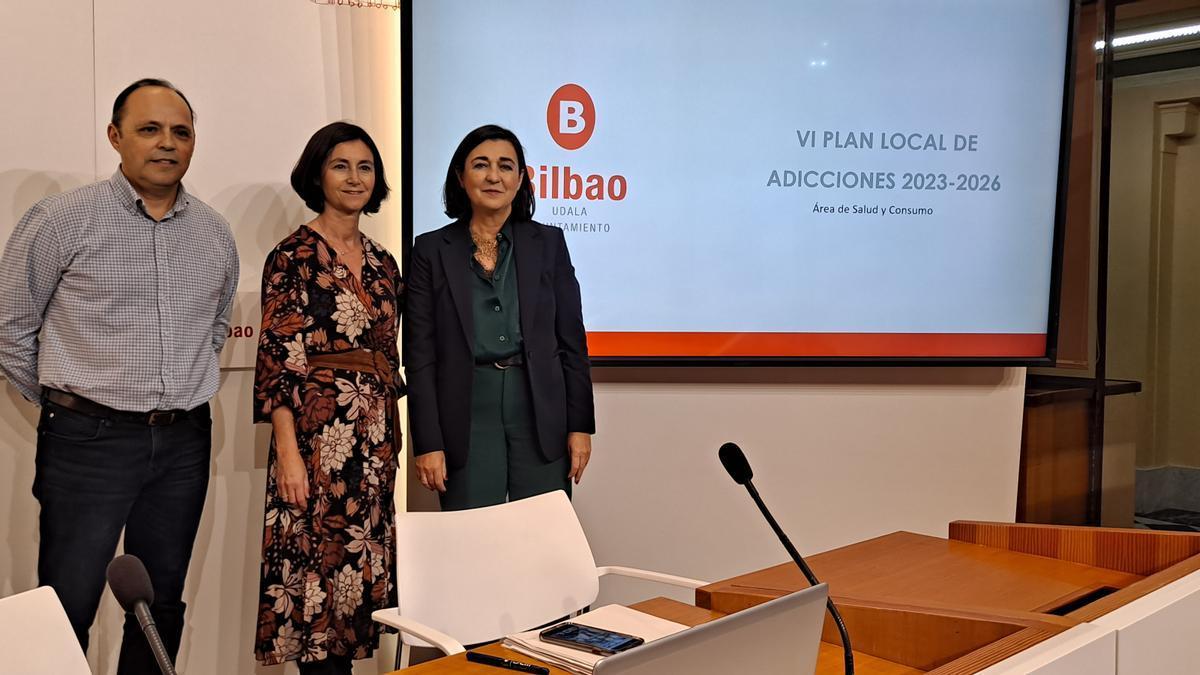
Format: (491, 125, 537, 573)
(493, 361, 510, 370)
(147, 411, 177, 426)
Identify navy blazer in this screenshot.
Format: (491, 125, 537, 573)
(405, 219, 595, 470)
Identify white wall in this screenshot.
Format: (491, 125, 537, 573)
(574, 367, 1025, 607)
(1, 3, 1026, 674)
(0, 0, 99, 628)
(1, 2, 403, 674)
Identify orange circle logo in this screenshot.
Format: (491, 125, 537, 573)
(547, 84, 595, 151)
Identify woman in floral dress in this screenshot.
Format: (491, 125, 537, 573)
(253, 122, 403, 675)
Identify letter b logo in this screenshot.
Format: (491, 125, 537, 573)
(548, 84, 595, 151)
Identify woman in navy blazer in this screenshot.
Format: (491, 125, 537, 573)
(405, 125, 595, 510)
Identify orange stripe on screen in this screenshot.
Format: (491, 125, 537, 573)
(585, 332, 1047, 358)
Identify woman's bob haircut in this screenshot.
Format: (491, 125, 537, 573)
(291, 121, 390, 215)
(442, 124, 535, 221)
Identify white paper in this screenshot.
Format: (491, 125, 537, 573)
(502, 604, 688, 675)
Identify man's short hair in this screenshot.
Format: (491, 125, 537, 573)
(111, 78, 196, 127)
(290, 121, 391, 216)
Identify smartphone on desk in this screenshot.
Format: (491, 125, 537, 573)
(538, 622, 645, 656)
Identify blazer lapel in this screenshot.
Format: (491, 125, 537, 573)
(513, 220, 543, 341)
(440, 221, 474, 349)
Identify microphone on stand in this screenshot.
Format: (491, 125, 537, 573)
(106, 554, 178, 675)
(719, 442, 855, 675)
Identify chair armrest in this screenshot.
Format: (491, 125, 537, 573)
(597, 565, 709, 589)
(371, 608, 466, 655)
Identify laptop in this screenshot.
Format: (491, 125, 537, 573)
(593, 582, 829, 675)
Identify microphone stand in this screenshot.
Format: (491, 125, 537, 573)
(744, 479, 854, 675)
(133, 602, 177, 675)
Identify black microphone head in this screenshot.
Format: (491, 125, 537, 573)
(106, 554, 154, 612)
(718, 442, 754, 485)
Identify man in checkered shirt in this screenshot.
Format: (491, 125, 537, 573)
(0, 78, 238, 674)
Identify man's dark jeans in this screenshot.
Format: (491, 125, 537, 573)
(34, 399, 211, 675)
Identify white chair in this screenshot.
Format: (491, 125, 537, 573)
(0, 586, 91, 674)
(371, 490, 708, 667)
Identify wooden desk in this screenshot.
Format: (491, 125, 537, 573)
(699, 523, 1200, 674)
(393, 522, 1200, 674)
(702, 531, 1143, 614)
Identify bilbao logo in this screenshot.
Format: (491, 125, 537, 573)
(547, 83, 595, 150)
(227, 324, 255, 338)
(533, 83, 627, 201)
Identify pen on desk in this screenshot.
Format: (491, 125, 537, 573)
(465, 650, 551, 675)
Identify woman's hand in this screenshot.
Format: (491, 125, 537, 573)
(276, 445, 310, 509)
(567, 432, 592, 485)
(416, 451, 448, 492)
(271, 406, 309, 509)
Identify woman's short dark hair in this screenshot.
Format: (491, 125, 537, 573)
(111, 78, 195, 127)
(443, 124, 536, 221)
(291, 122, 390, 215)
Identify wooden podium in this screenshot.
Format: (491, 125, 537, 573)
(698, 522, 1200, 673)
(395, 522, 1200, 674)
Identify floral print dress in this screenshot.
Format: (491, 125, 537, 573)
(253, 224, 403, 665)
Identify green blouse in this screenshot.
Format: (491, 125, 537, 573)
(470, 224, 523, 362)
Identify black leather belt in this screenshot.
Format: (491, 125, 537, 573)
(481, 353, 525, 370)
(44, 389, 206, 426)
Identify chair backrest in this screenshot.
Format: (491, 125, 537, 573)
(394, 490, 600, 647)
(0, 586, 91, 674)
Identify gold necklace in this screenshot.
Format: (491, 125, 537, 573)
(312, 220, 362, 279)
(471, 230, 499, 273)
(471, 234, 498, 256)
(312, 220, 361, 253)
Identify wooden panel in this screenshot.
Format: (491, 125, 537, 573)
(926, 628, 1063, 675)
(1017, 398, 1090, 524)
(816, 598, 1072, 672)
(949, 521, 1200, 576)
(698, 532, 1142, 616)
(1116, 0, 1200, 21)
(624, 597, 725, 625)
(1054, 2, 1098, 368)
(974, 624, 1117, 675)
(815, 642, 924, 675)
(1070, 554, 1200, 623)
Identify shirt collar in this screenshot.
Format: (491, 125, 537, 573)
(109, 168, 191, 221)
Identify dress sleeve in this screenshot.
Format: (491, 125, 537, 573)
(390, 257, 405, 391)
(378, 249, 405, 396)
(253, 247, 309, 423)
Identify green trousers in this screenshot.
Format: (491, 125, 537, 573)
(439, 364, 571, 511)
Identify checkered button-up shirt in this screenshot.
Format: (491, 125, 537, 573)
(0, 170, 239, 412)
